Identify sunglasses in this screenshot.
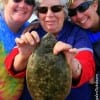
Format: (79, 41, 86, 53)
(37, 5, 64, 14)
(13, 0, 35, 6)
(68, 1, 93, 17)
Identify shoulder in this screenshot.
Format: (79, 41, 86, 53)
(64, 20, 87, 33)
(24, 21, 30, 28)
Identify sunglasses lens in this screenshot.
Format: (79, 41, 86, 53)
(13, 0, 35, 6)
(38, 5, 63, 14)
(51, 5, 63, 13)
(38, 7, 48, 14)
(68, 9, 77, 17)
(13, 0, 21, 3)
(68, 1, 92, 17)
(78, 2, 91, 12)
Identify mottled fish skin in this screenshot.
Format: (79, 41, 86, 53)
(26, 33, 72, 100)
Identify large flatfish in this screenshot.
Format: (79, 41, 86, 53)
(26, 33, 72, 100)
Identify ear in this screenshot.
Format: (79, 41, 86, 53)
(92, 0, 98, 12)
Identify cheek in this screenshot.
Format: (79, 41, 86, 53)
(58, 19, 64, 28)
(38, 16, 47, 30)
(58, 13, 65, 24)
(71, 17, 77, 23)
(28, 7, 33, 14)
(38, 14, 44, 19)
(5, 4, 13, 12)
(38, 15, 45, 24)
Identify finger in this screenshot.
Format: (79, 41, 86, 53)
(24, 32, 36, 45)
(15, 37, 25, 46)
(23, 20, 39, 33)
(64, 48, 78, 64)
(69, 48, 78, 54)
(53, 41, 72, 55)
(20, 34, 28, 44)
(31, 31, 40, 43)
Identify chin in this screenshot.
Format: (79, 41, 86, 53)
(80, 26, 88, 29)
(46, 29, 55, 33)
(83, 24, 92, 29)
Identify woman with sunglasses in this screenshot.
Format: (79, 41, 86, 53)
(0, 0, 35, 99)
(68, 0, 100, 99)
(5, 0, 95, 100)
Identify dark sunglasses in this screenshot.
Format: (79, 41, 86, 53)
(37, 5, 64, 14)
(68, 1, 93, 17)
(13, 0, 35, 6)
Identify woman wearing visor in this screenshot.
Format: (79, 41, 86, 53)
(68, 0, 100, 99)
(5, 0, 95, 100)
(0, 0, 35, 99)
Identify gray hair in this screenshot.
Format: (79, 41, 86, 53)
(35, 0, 70, 15)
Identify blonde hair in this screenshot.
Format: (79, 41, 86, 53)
(0, 0, 8, 5)
(68, 0, 95, 5)
(0, 0, 8, 10)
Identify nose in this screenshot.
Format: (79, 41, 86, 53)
(18, 0, 27, 7)
(46, 8, 54, 16)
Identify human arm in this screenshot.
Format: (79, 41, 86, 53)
(5, 31, 40, 78)
(53, 41, 95, 87)
(13, 31, 40, 71)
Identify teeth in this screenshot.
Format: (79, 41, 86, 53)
(17, 10, 25, 14)
(16, 8, 25, 14)
(80, 18, 87, 24)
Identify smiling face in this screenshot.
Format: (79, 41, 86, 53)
(69, 0, 99, 30)
(4, 0, 34, 25)
(37, 0, 66, 35)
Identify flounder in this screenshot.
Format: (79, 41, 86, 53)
(26, 33, 72, 100)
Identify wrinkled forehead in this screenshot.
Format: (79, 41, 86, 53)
(35, 0, 69, 6)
